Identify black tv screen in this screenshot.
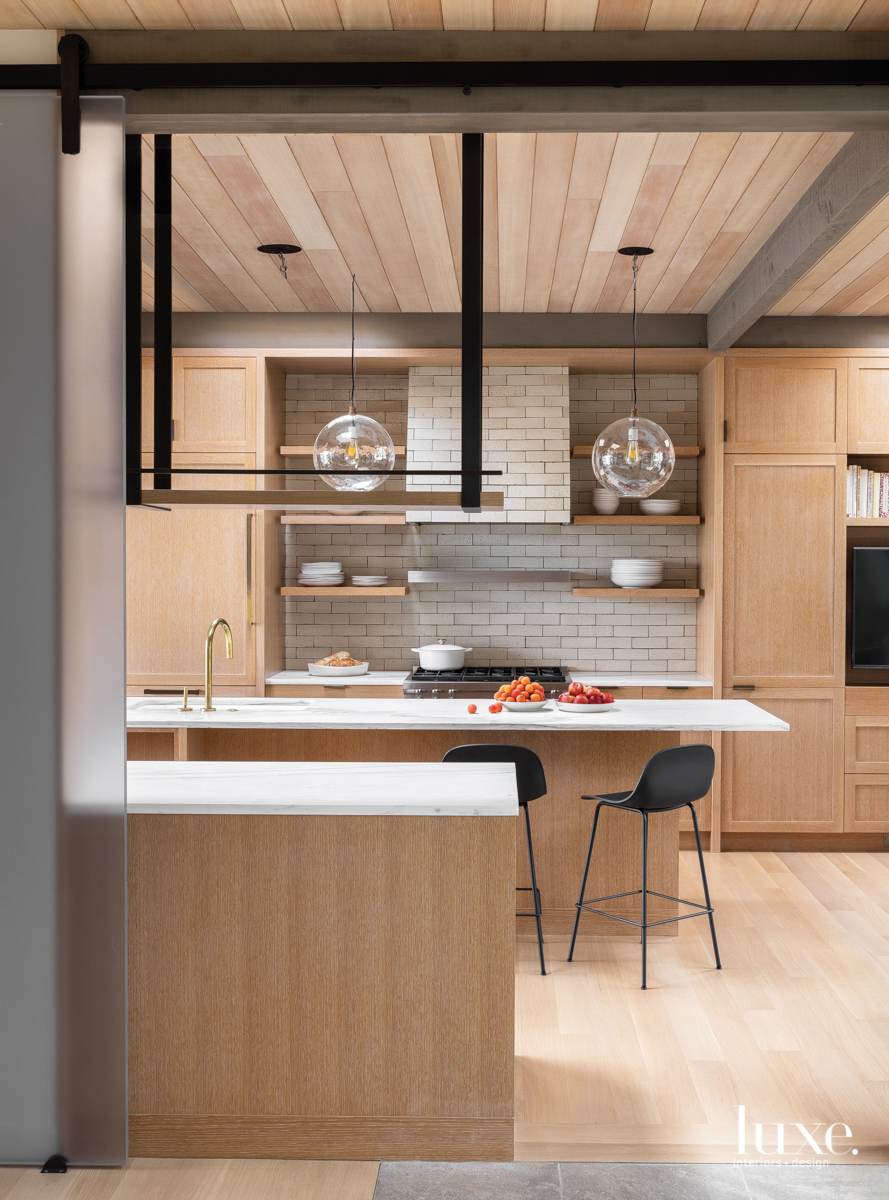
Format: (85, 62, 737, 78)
(853, 547, 889, 668)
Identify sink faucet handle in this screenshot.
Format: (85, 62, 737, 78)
(178, 686, 192, 713)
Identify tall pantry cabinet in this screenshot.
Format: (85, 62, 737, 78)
(717, 353, 889, 840)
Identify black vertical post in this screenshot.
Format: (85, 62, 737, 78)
(125, 135, 143, 505)
(461, 133, 484, 512)
(153, 134, 172, 491)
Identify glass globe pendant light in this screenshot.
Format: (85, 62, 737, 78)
(314, 275, 395, 493)
(592, 247, 675, 498)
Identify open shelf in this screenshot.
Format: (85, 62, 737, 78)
(281, 514, 407, 525)
(573, 515, 701, 526)
(281, 445, 407, 456)
(281, 586, 408, 597)
(572, 444, 700, 458)
(847, 518, 889, 526)
(572, 587, 702, 598)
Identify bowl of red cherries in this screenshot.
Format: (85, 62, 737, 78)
(555, 681, 615, 712)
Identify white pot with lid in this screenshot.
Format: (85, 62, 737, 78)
(411, 638, 473, 670)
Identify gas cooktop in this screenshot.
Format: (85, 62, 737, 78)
(404, 665, 571, 698)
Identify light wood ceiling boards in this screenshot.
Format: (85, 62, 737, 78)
(768, 192, 889, 316)
(6, 0, 889, 30)
(140, 131, 852, 315)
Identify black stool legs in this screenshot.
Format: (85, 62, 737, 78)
(568, 800, 721, 989)
(516, 802, 546, 975)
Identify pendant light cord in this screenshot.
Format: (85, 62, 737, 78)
(349, 273, 356, 415)
(631, 254, 639, 419)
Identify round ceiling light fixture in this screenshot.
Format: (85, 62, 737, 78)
(257, 243, 301, 280)
(314, 275, 395, 493)
(591, 246, 675, 499)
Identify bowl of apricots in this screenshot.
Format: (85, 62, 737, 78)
(494, 676, 550, 711)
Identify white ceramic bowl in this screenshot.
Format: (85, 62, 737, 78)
(307, 661, 369, 677)
(556, 700, 616, 713)
(499, 699, 549, 712)
(593, 497, 620, 514)
(639, 499, 681, 515)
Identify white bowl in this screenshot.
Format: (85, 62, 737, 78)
(593, 497, 620, 514)
(307, 661, 369, 677)
(499, 699, 549, 712)
(639, 499, 681, 515)
(556, 700, 616, 713)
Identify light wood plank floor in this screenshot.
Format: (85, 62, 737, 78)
(515, 851, 889, 1164)
(0, 1160, 379, 1200)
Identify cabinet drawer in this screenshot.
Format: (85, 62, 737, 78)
(265, 685, 404, 699)
(846, 687, 889, 716)
(845, 716, 889, 771)
(845, 774, 889, 831)
(591, 686, 642, 698)
(643, 687, 713, 700)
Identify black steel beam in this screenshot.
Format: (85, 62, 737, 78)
(461, 132, 483, 513)
(1, 59, 888, 90)
(153, 133, 172, 492)
(58, 34, 87, 154)
(125, 134, 143, 506)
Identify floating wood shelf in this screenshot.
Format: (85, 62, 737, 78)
(280, 446, 407, 456)
(142, 490, 504, 511)
(281, 514, 407, 525)
(281, 586, 408, 597)
(846, 518, 889, 526)
(572, 445, 700, 458)
(572, 587, 702, 598)
(573, 515, 701, 526)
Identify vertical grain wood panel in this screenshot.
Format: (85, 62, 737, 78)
(844, 774, 889, 831)
(848, 359, 889, 452)
(724, 357, 846, 451)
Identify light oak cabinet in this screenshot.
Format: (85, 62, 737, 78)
(844, 776, 889, 832)
(848, 359, 889, 453)
(141, 356, 257, 454)
(723, 455, 845, 688)
(724, 357, 846, 452)
(126, 507, 256, 691)
(721, 688, 845, 833)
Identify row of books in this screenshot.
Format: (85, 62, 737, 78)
(848, 466, 889, 518)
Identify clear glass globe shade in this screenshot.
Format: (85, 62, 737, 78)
(591, 416, 675, 498)
(313, 412, 395, 493)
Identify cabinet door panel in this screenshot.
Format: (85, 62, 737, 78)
(724, 455, 844, 687)
(141, 453, 256, 491)
(721, 689, 844, 832)
(848, 359, 889, 453)
(141, 357, 256, 454)
(724, 357, 846, 452)
(127, 508, 255, 687)
(845, 775, 889, 831)
(844, 715, 889, 772)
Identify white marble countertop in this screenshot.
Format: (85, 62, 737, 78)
(266, 670, 409, 687)
(127, 696, 787, 733)
(127, 760, 519, 816)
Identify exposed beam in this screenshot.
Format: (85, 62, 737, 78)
(461, 132, 483, 513)
(708, 133, 889, 352)
(153, 134, 172, 491)
(125, 133, 142, 506)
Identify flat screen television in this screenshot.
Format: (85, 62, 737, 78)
(852, 547, 889, 668)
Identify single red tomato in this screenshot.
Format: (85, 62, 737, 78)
(467, 704, 477, 714)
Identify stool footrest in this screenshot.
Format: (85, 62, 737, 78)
(576, 887, 714, 931)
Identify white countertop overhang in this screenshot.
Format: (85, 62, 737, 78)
(128, 696, 788, 733)
(127, 760, 519, 816)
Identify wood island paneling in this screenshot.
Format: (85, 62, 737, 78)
(128, 812, 515, 1160)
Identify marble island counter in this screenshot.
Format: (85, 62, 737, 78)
(127, 759, 519, 815)
(128, 695, 788, 733)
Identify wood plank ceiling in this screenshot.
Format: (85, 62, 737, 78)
(141, 131, 856, 315)
(6, 0, 889, 31)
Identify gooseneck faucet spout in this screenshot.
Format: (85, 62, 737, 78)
(203, 617, 233, 713)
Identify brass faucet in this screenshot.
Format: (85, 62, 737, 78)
(203, 617, 233, 713)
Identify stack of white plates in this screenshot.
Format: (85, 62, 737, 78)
(639, 498, 681, 515)
(298, 561, 344, 586)
(351, 575, 388, 587)
(610, 558, 663, 588)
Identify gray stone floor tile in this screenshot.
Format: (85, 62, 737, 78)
(372, 1161, 561, 1199)
(560, 1162, 748, 1200)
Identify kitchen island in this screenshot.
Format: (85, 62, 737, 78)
(127, 760, 518, 1162)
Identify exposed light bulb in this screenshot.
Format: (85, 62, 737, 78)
(626, 423, 640, 464)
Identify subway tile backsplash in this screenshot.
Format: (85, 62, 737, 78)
(283, 372, 699, 674)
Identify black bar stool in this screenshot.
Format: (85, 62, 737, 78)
(442, 744, 547, 975)
(567, 744, 720, 989)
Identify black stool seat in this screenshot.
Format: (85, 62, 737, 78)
(568, 744, 721, 989)
(442, 743, 547, 975)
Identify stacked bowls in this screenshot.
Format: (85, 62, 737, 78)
(298, 561, 344, 586)
(639, 498, 681, 516)
(610, 558, 663, 588)
(351, 574, 388, 587)
(593, 487, 620, 515)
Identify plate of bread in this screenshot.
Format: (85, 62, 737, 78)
(307, 652, 370, 677)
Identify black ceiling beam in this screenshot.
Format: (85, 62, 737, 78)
(0, 60, 888, 90)
(461, 133, 483, 514)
